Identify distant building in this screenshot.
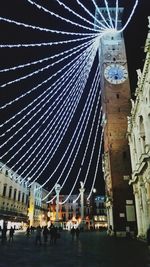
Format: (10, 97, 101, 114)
(93, 195, 107, 229)
(127, 17, 150, 238)
(0, 162, 29, 229)
(28, 182, 49, 227)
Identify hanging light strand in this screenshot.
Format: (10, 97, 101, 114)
(29, 44, 96, 186)
(0, 38, 95, 74)
(1, 37, 94, 88)
(59, 78, 102, 205)
(46, 64, 101, 203)
(26, 0, 102, 33)
(0, 34, 100, 49)
(0, 16, 100, 36)
(38, 64, 101, 193)
(91, 0, 112, 29)
(55, 0, 105, 31)
(117, 0, 139, 32)
(0, 40, 94, 140)
(0, 42, 95, 161)
(13, 49, 90, 177)
(76, 0, 108, 29)
(103, 0, 114, 28)
(87, 127, 104, 200)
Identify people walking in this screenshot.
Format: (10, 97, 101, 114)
(1, 225, 7, 244)
(70, 227, 75, 241)
(43, 226, 49, 245)
(35, 226, 42, 246)
(75, 227, 80, 239)
(9, 227, 15, 243)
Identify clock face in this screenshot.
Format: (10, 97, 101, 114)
(104, 64, 128, 84)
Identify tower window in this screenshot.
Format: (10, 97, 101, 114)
(118, 107, 120, 112)
(116, 94, 119, 99)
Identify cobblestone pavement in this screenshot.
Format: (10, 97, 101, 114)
(0, 230, 149, 267)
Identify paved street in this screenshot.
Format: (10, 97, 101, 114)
(0, 230, 149, 267)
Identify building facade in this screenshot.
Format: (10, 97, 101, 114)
(96, 7, 136, 236)
(28, 182, 49, 227)
(0, 162, 29, 229)
(127, 17, 150, 238)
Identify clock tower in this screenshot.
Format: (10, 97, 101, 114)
(96, 7, 136, 236)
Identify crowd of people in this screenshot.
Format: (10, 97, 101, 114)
(25, 224, 80, 246)
(0, 225, 15, 244)
(0, 223, 80, 246)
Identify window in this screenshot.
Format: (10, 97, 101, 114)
(22, 193, 25, 203)
(3, 184, 7, 197)
(8, 186, 12, 198)
(13, 189, 17, 201)
(5, 170, 8, 176)
(18, 191, 21, 202)
(116, 94, 119, 99)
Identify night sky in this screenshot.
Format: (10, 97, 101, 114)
(0, 1, 149, 198)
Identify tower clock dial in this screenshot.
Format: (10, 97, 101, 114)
(104, 64, 128, 84)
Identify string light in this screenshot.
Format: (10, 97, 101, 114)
(59, 75, 102, 205)
(0, 0, 139, 203)
(26, 0, 101, 33)
(72, 105, 102, 204)
(1, 38, 94, 88)
(28, 45, 98, 187)
(117, 0, 139, 32)
(28, 45, 98, 186)
(0, 38, 98, 138)
(9, 42, 96, 184)
(76, 0, 108, 30)
(0, 39, 94, 74)
(91, 0, 112, 29)
(43, 61, 100, 199)
(87, 127, 104, 200)
(0, 35, 100, 49)
(56, 0, 106, 31)
(0, 16, 100, 36)
(115, 0, 119, 30)
(46, 64, 101, 203)
(38, 62, 100, 193)
(0, 43, 95, 161)
(13, 49, 91, 177)
(103, 0, 114, 28)
(0, 40, 94, 138)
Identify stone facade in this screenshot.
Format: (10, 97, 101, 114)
(0, 161, 29, 228)
(127, 17, 150, 238)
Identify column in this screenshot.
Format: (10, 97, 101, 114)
(79, 182, 85, 221)
(55, 184, 61, 224)
(134, 188, 143, 237)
